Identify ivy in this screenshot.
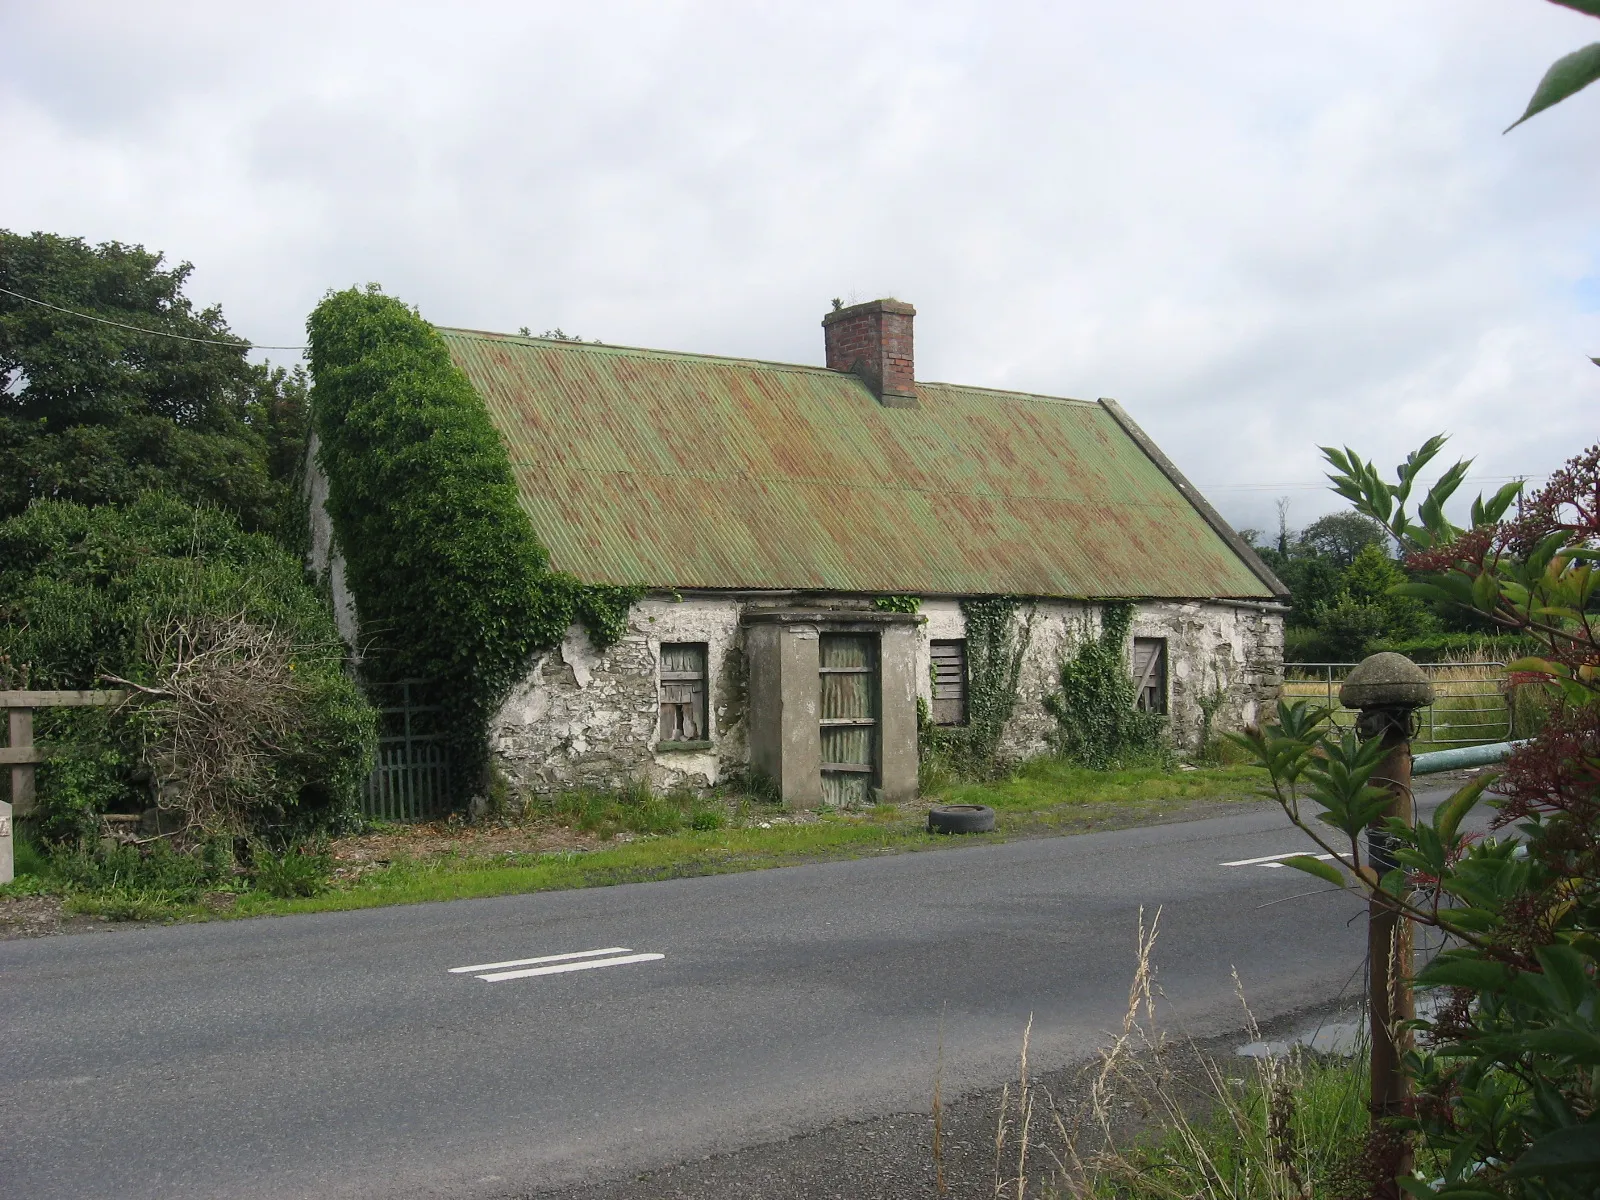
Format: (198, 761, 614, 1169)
(307, 287, 643, 788)
(1045, 601, 1168, 770)
(873, 595, 921, 614)
(921, 597, 1034, 779)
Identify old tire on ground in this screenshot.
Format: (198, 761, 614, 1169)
(927, 803, 996, 834)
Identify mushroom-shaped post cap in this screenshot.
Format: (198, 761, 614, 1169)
(1339, 652, 1434, 711)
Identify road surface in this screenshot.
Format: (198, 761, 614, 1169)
(1, 785, 1471, 1198)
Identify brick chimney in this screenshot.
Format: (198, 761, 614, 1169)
(822, 298, 917, 408)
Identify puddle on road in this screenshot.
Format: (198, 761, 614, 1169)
(1236, 996, 1441, 1059)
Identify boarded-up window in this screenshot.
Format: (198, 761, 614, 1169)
(820, 634, 876, 807)
(1132, 638, 1167, 714)
(930, 640, 968, 726)
(659, 643, 709, 743)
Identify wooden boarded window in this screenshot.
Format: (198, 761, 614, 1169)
(930, 639, 968, 726)
(659, 643, 709, 743)
(1132, 638, 1167, 714)
(819, 634, 876, 807)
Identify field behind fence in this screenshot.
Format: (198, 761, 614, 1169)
(1281, 653, 1532, 750)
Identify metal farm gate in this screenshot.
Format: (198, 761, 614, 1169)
(1282, 661, 1513, 748)
(361, 680, 453, 821)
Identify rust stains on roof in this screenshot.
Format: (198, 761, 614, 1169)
(439, 328, 1282, 600)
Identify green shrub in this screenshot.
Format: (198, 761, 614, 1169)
(1369, 630, 1539, 664)
(1045, 602, 1169, 770)
(0, 492, 375, 843)
(305, 287, 643, 791)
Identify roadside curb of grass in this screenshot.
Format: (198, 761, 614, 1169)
(1, 765, 1271, 935)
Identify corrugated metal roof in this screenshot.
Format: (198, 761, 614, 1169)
(438, 328, 1278, 600)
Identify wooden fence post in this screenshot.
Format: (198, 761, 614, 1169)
(1, 706, 26, 885)
(1, 691, 130, 882)
(9, 705, 35, 816)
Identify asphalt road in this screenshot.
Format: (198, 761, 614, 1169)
(0, 785, 1471, 1199)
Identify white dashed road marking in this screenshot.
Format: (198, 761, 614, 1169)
(449, 947, 665, 983)
(1221, 851, 1340, 870)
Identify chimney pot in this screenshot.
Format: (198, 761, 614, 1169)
(821, 298, 917, 407)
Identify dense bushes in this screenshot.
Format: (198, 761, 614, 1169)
(306, 287, 642, 787)
(0, 492, 374, 843)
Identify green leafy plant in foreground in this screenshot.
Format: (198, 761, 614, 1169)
(1230, 432, 1600, 1195)
(251, 844, 333, 899)
(1505, 1, 1600, 133)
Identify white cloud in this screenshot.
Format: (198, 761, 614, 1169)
(2, 0, 1596, 532)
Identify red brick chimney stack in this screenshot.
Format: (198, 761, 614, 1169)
(822, 298, 917, 408)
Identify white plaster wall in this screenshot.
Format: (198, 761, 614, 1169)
(490, 595, 750, 795)
(488, 592, 1285, 798)
(302, 434, 361, 653)
(911, 598, 1284, 759)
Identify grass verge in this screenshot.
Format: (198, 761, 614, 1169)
(2, 761, 1266, 927)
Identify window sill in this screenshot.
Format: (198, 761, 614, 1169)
(657, 740, 714, 752)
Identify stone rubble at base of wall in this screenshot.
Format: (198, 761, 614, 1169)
(488, 594, 1285, 799)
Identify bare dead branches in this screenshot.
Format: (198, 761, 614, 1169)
(128, 612, 317, 837)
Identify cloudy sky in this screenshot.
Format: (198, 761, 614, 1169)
(3, 0, 1596, 534)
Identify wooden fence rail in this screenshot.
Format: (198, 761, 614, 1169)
(1, 690, 128, 884)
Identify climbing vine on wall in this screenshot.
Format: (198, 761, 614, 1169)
(873, 595, 921, 614)
(307, 286, 644, 785)
(1045, 601, 1168, 770)
(920, 597, 1034, 779)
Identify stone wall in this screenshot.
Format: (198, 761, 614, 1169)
(920, 597, 1283, 761)
(488, 593, 1285, 796)
(490, 596, 749, 796)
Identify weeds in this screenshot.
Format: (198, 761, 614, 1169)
(251, 844, 332, 899)
(46, 838, 234, 899)
(531, 780, 735, 839)
(4, 763, 1265, 924)
(971, 910, 1371, 1199)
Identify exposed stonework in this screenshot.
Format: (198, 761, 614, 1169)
(490, 596, 750, 796)
(489, 592, 1285, 798)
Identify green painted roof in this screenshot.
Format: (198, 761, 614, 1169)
(439, 328, 1282, 600)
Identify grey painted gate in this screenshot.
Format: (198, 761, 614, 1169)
(361, 680, 453, 822)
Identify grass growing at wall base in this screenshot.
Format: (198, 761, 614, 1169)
(3, 762, 1267, 924)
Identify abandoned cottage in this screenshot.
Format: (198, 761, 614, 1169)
(309, 299, 1288, 809)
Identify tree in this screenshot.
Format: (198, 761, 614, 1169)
(0, 231, 307, 540)
(1299, 511, 1388, 569)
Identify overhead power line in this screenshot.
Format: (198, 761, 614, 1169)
(0, 284, 307, 350)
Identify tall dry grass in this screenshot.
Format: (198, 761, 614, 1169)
(942, 909, 1369, 1199)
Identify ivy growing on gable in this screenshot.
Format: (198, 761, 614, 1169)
(307, 286, 643, 788)
(1045, 601, 1168, 770)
